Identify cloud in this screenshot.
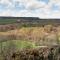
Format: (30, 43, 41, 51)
(0, 0, 60, 18)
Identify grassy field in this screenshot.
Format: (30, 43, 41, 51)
(0, 40, 36, 51)
(0, 19, 17, 24)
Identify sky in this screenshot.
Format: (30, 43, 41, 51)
(0, 0, 60, 18)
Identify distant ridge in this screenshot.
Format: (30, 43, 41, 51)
(0, 16, 60, 20)
(0, 17, 40, 20)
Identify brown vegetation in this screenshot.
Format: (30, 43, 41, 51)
(0, 25, 60, 60)
(0, 25, 60, 45)
(0, 24, 17, 31)
(1, 46, 60, 60)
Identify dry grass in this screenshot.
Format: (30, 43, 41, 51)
(0, 25, 60, 45)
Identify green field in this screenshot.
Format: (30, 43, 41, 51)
(0, 40, 36, 52)
(0, 19, 17, 24)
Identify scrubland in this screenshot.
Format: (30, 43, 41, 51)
(0, 25, 60, 45)
(0, 25, 60, 60)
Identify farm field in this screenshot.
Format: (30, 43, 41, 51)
(0, 19, 17, 24)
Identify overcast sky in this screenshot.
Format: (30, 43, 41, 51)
(0, 0, 60, 18)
